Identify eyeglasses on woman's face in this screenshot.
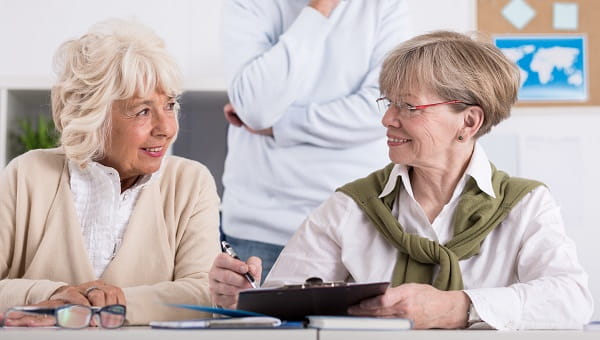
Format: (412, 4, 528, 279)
(376, 97, 472, 118)
(2, 304, 126, 329)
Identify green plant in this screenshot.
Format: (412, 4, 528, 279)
(15, 115, 59, 152)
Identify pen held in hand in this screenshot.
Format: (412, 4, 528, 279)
(221, 241, 258, 288)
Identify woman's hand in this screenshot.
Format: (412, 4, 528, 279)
(348, 283, 470, 329)
(1, 300, 65, 327)
(50, 280, 126, 307)
(209, 253, 262, 309)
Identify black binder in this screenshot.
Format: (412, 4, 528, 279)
(237, 280, 390, 321)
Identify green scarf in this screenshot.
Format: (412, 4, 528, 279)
(337, 162, 543, 291)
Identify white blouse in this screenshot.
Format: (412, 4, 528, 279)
(68, 160, 159, 278)
(265, 143, 593, 330)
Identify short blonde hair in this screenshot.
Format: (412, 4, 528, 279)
(51, 19, 182, 167)
(379, 31, 520, 137)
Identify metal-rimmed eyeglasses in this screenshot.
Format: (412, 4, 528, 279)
(376, 97, 473, 118)
(2, 304, 126, 329)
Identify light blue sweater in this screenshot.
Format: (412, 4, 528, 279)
(221, 0, 412, 245)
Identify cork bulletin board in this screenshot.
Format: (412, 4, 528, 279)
(477, 0, 599, 106)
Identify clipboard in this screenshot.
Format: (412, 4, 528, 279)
(237, 280, 390, 321)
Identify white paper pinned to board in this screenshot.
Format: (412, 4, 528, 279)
(553, 3, 579, 30)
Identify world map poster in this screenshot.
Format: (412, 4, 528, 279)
(494, 35, 587, 101)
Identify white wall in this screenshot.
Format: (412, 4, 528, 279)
(407, 0, 477, 34)
(0, 0, 478, 87)
(0, 0, 225, 89)
(1, 0, 598, 320)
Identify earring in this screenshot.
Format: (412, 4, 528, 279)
(458, 135, 464, 141)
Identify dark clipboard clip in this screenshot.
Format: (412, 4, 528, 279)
(280, 277, 346, 289)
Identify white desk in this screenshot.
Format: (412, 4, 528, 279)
(320, 330, 599, 340)
(1, 328, 598, 340)
(0, 327, 316, 340)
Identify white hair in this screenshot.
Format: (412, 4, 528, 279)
(51, 18, 182, 167)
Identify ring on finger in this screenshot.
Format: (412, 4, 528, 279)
(84, 286, 101, 297)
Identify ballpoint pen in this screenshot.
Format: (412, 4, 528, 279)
(221, 240, 258, 288)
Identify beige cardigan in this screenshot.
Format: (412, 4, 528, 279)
(0, 149, 221, 325)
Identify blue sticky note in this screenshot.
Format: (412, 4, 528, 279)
(167, 304, 268, 317)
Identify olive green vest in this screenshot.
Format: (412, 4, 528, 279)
(337, 163, 543, 290)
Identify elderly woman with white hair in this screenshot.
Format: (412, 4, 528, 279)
(0, 19, 220, 326)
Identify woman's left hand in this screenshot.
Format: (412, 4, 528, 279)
(347, 283, 470, 329)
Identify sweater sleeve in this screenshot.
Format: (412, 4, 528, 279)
(121, 164, 221, 325)
(0, 155, 68, 311)
(272, 0, 412, 148)
(222, 0, 334, 130)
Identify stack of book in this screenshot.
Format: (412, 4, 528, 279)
(585, 321, 600, 331)
(306, 315, 412, 330)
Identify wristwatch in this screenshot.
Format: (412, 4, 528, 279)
(467, 303, 482, 327)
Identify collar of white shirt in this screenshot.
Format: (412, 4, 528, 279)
(68, 160, 162, 193)
(378, 143, 497, 200)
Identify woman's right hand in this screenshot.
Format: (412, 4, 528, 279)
(50, 279, 126, 307)
(1, 300, 65, 327)
(209, 253, 262, 309)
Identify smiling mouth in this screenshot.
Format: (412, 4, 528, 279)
(387, 137, 411, 143)
(143, 147, 163, 152)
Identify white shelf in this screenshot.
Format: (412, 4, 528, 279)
(0, 76, 227, 92)
(0, 88, 52, 166)
(0, 76, 55, 90)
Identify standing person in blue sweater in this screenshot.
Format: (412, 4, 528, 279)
(219, 0, 412, 279)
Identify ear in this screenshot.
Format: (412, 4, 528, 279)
(460, 106, 484, 140)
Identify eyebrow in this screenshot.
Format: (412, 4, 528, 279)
(129, 96, 176, 107)
(133, 100, 155, 106)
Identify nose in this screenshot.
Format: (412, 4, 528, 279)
(381, 107, 401, 128)
(152, 108, 177, 138)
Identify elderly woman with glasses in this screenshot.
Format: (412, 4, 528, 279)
(209, 31, 593, 330)
(0, 19, 220, 326)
